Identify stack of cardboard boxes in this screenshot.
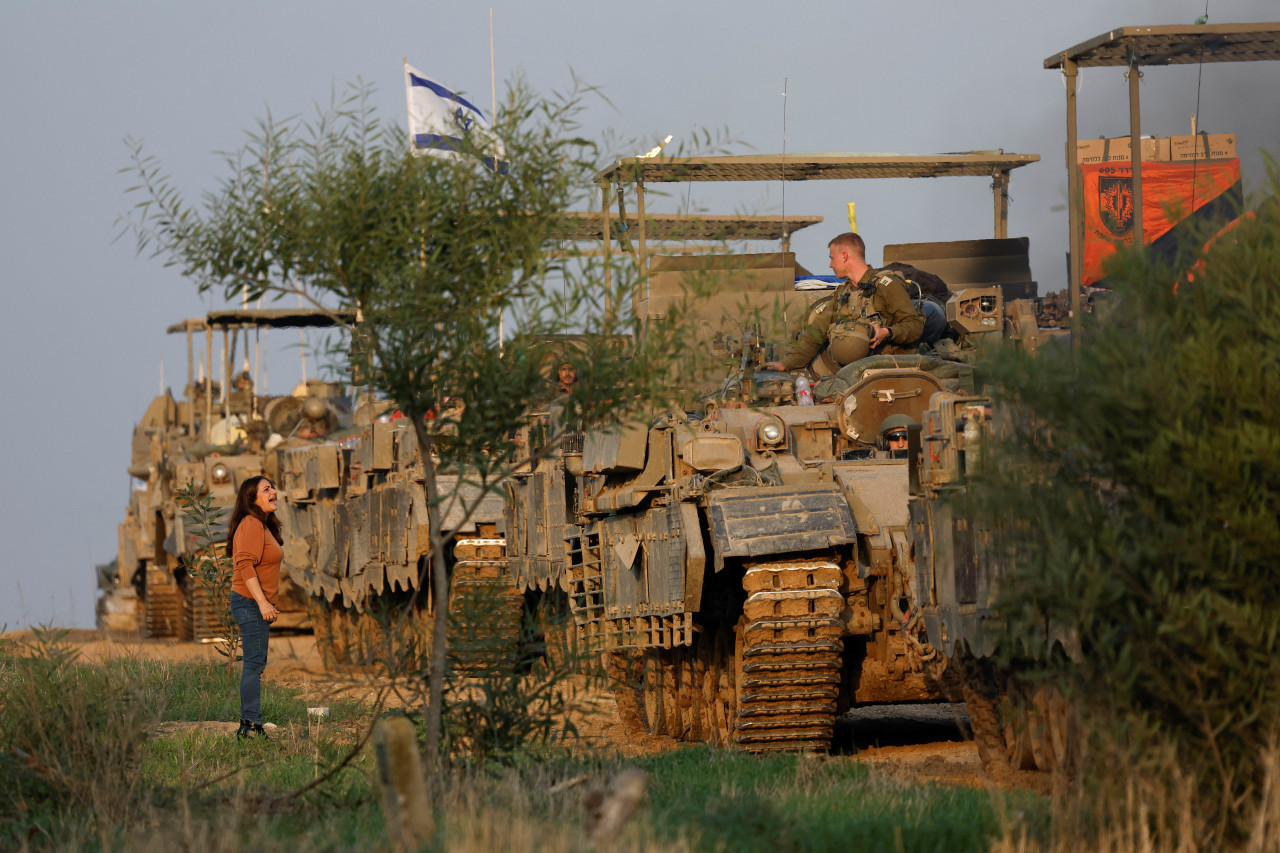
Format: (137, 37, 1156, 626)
(1070, 132, 1236, 166)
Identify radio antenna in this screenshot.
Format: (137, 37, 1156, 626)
(781, 78, 788, 253)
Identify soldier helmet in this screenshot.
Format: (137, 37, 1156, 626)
(302, 397, 330, 420)
(828, 325, 870, 366)
(879, 414, 917, 444)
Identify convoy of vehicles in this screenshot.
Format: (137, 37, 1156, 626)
(103, 21, 1276, 778)
(266, 151, 1077, 771)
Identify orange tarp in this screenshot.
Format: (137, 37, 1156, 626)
(1081, 159, 1241, 287)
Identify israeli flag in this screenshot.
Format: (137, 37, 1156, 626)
(404, 63, 506, 172)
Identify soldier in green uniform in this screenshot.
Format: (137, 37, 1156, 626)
(765, 232, 925, 372)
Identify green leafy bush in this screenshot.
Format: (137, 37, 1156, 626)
(969, 172, 1280, 843)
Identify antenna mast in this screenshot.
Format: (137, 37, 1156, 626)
(781, 78, 789, 253)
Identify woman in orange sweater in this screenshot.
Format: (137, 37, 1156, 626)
(226, 476, 284, 740)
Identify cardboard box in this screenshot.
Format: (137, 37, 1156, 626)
(1072, 136, 1170, 166)
(1169, 132, 1236, 162)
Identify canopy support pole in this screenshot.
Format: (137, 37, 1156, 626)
(1063, 55, 1083, 351)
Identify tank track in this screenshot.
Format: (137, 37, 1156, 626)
(611, 555, 844, 753)
(448, 552, 524, 674)
(735, 557, 844, 752)
(144, 566, 184, 639)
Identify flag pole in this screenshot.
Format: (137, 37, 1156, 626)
(490, 9, 504, 350)
(403, 56, 414, 153)
(489, 10, 497, 120)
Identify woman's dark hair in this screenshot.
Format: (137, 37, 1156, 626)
(225, 475, 283, 557)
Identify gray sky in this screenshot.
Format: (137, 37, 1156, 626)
(2, 1, 1277, 630)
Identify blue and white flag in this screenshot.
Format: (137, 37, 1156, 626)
(403, 62, 506, 171)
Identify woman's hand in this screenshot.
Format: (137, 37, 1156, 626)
(245, 576, 278, 622)
(257, 600, 279, 622)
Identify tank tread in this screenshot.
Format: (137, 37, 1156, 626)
(145, 573, 185, 640)
(734, 557, 844, 753)
(448, 557, 523, 674)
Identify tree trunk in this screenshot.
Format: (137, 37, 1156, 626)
(409, 411, 450, 786)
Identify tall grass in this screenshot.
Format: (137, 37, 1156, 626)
(28, 627, 1280, 851)
(0, 631, 1055, 852)
(995, 735, 1280, 853)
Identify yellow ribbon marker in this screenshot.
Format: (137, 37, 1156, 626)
(847, 202, 857, 233)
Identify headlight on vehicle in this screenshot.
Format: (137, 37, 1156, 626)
(755, 416, 787, 450)
(209, 462, 231, 485)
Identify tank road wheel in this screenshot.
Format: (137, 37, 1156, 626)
(609, 651, 650, 739)
(308, 597, 346, 669)
(611, 640, 721, 745)
(960, 654, 1076, 783)
(1025, 682, 1073, 775)
(1002, 678, 1038, 771)
(734, 557, 845, 753)
(705, 619, 738, 746)
(609, 647, 678, 743)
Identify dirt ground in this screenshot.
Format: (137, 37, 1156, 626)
(7, 628, 992, 789)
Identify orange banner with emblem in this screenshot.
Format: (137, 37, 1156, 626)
(1081, 159, 1241, 287)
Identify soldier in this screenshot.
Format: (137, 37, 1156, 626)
(765, 232, 925, 372)
(879, 413, 916, 456)
(556, 361, 577, 395)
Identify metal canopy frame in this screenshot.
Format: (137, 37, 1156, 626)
(1045, 22, 1280, 342)
(593, 152, 1040, 298)
(165, 307, 355, 442)
(551, 210, 824, 243)
(165, 307, 356, 334)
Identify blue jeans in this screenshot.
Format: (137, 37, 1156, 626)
(230, 592, 271, 724)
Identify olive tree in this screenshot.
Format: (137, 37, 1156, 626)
(121, 79, 696, 776)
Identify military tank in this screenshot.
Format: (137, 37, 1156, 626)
(502, 152, 1067, 754)
(104, 307, 355, 640)
(277, 151, 1076, 760)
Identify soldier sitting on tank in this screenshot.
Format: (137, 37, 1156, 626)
(228, 370, 256, 413)
(879, 414, 916, 459)
(764, 232, 925, 373)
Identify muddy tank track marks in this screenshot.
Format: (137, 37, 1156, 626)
(735, 557, 844, 752)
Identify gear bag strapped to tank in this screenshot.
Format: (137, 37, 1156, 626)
(879, 262, 951, 345)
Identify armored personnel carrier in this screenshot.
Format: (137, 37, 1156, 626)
(104, 307, 355, 640)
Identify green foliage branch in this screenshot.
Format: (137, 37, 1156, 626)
(175, 480, 240, 668)
(965, 168, 1280, 843)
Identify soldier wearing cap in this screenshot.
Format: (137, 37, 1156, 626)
(765, 232, 925, 372)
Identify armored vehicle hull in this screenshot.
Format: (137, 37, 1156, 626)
(508, 355, 979, 751)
